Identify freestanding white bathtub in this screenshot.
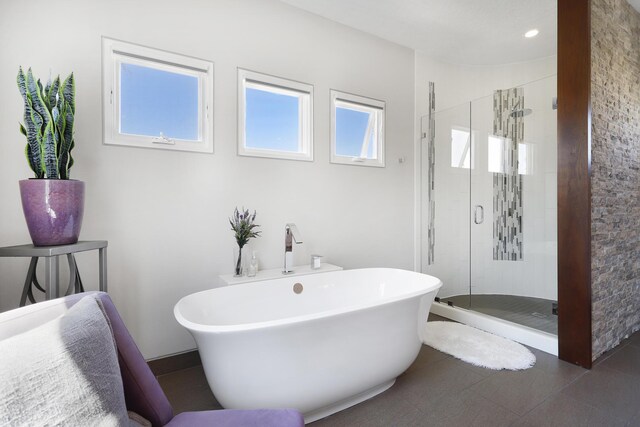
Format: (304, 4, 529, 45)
(174, 268, 441, 423)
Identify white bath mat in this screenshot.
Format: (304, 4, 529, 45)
(422, 321, 536, 370)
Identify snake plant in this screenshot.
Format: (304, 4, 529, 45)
(17, 67, 75, 179)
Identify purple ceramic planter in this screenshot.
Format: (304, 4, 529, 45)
(19, 179, 85, 246)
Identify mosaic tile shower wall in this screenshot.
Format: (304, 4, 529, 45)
(493, 88, 524, 261)
(426, 82, 435, 265)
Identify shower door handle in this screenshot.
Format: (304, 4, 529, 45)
(474, 205, 484, 224)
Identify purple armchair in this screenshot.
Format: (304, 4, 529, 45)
(0, 292, 304, 427)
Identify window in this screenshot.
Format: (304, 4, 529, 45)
(518, 142, 534, 175)
(330, 90, 385, 167)
(102, 37, 213, 153)
(451, 128, 471, 169)
(487, 135, 506, 173)
(238, 69, 313, 161)
(488, 135, 532, 175)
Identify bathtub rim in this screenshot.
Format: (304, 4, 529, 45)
(174, 268, 441, 334)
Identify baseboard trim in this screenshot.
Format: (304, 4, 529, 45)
(147, 350, 201, 376)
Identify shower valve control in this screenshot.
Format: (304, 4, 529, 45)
(474, 205, 484, 224)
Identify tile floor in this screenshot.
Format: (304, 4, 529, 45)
(157, 315, 640, 426)
(442, 295, 558, 334)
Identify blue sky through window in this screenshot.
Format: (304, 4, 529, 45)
(120, 63, 199, 141)
(245, 88, 300, 152)
(335, 107, 372, 157)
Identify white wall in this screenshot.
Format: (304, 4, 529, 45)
(0, 0, 415, 359)
(415, 54, 557, 116)
(414, 52, 557, 301)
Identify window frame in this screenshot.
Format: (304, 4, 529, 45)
(102, 37, 214, 153)
(237, 68, 314, 161)
(330, 89, 385, 167)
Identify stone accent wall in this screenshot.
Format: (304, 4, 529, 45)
(591, 0, 640, 359)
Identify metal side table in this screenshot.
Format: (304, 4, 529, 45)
(0, 240, 107, 306)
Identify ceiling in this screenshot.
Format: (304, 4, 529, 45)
(279, 0, 557, 66)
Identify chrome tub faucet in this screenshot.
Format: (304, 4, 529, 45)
(283, 223, 303, 274)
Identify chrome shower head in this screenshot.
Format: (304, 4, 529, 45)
(510, 108, 533, 118)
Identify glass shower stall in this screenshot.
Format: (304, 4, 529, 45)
(421, 75, 558, 341)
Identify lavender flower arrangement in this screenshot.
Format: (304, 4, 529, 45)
(229, 207, 261, 276)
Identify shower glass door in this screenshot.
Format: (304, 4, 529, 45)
(422, 103, 471, 306)
(423, 76, 558, 335)
(469, 76, 558, 335)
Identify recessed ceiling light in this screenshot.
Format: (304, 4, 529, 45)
(524, 29, 539, 38)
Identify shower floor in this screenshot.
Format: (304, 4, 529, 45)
(441, 294, 557, 335)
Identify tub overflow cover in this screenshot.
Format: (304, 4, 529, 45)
(293, 283, 303, 294)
